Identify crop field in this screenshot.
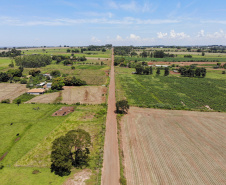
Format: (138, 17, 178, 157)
(27, 86, 107, 104)
(0, 57, 11, 70)
(0, 84, 28, 102)
(115, 67, 226, 111)
(121, 107, 226, 185)
(0, 103, 107, 185)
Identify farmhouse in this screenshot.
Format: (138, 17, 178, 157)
(27, 88, 45, 95)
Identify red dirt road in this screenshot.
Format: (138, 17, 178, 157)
(101, 48, 120, 185)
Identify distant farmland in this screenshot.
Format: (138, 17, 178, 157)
(121, 107, 226, 185)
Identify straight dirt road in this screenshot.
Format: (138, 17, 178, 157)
(101, 48, 120, 185)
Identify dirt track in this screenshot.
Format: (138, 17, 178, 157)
(101, 48, 120, 185)
(121, 107, 226, 185)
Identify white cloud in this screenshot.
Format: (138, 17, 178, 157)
(170, 30, 190, 39)
(129, 34, 140, 40)
(108, 1, 156, 13)
(206, 29, 226, 39)
(116, 35, 123, 41)
(91, 36, 101, 43)
(197, 30, 205, 37)
(157, 32, 168, 39)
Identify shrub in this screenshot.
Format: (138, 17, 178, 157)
(1, 99, 10, 104)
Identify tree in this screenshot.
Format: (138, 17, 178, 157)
(149, 66, 153, 75)
(202, 52, 205, 56)
(116, 100, 129, 114)
(135, 65, 143, 74)
(51, 77, 65, 90)
(29, 69, 41, 77)
(156, 67, 161, 75)
(51, 129, 91, 176)
(50, 70, 61, 77)
(16, 99, 21, 106)
(164, 67, 169, 76)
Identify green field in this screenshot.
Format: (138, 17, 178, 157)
(21, 48, 111, 58)
(0, 104, 106, 185)
(115, 67, 226, 111)
(0, 57, 12, 70)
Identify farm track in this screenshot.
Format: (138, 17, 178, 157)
(101, 48, 120, 185)
(122, 107, 226, 185)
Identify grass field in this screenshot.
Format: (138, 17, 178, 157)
(115, 67, 226, 111)
(0, 57, 12, 70)
(21, 47, 111, 58)
(0, 103, 107, 185)
(121, 107, 226, 185)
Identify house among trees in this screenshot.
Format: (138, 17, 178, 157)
(43, 73, 52, 79)
(27, 88, 45, 95)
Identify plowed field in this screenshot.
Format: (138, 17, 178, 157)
(0, 84, 28, 102)
(121, 107, 226, 185)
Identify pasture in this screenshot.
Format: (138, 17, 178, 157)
(0, 57, 11, 70)
(0, 84, 28, 102)
(0, 103, 107, 185)
(121, 107, 226, 185)
(115, 67, 226, 111)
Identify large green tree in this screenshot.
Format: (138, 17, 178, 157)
(51, 129, 91, 176)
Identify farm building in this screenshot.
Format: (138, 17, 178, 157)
(27, 88, 45, 95)
(46, 83, 52, 89)
(155, 65, 169, 68)
(43, 73, 52, 79)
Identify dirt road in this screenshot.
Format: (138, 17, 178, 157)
(101, 48, 120, 185)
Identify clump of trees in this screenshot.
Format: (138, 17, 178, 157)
(51, 76, 86, 90)
(29, 69, 41, 77)
(0, 48, 21, 57)
(116, 100, 129, 114)
(0, 67, 24, 82)
(179, 65, 206, 77)
(51, 129, 91, 176)
(15, 55, 52, 68)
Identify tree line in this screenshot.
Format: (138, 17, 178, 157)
(15, 55, 52, 68)
(179, 66, 206, 77)
(0, 48, 21, 57)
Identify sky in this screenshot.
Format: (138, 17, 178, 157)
(0, 0, 226, 46)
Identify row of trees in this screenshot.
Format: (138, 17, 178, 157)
(179, 66, 206, 77)
(15, 55, 52, 68)
(135, 65, 169, 76)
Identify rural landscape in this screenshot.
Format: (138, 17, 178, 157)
(1, 0, 226, 185)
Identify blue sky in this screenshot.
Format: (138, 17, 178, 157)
(0, 0, 226, 46)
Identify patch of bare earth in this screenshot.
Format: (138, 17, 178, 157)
(61, 86, 107, 104)
(52, 107, 74, 116)
(63, 170, 92, 185)
(121, 107, 226, 185)
(26, 92, 60, 103)
(0, 84, 28, 102)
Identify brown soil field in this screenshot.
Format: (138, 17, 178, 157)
(26, 86, 107, 104)
(61, 86, 107, 104)
(0, 84, 28, 102)
(52, 107, 74, 116)
(121, 107, 226, 185)
(26, 92, 59, 104)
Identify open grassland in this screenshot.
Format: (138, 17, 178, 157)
(121, 107, 226, 185)
(0, 84, 28, 102)
(27, 86, 107, 104)
(22, 63, 110, 85)
(0, 57, 11, 70)
(115, 67, 226, 111)
(0, 104, 107, 185)
(21, 47, 111, 58)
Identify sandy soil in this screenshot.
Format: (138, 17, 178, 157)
(0, 84, 28, 102)
(101, 48, 120, 185)
(61, 86, 107, 104)
(121, 107, 226, 185)
(63, 170, 92, 185)
(26, 86, 107, 104)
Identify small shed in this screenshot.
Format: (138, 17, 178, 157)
(46, 83, 52, 89)
(27, 89, 45, 95)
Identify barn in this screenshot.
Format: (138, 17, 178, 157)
(27, 89, 45, 95)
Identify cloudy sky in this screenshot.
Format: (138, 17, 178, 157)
(0, 0, 226, 46)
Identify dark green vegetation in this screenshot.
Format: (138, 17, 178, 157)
(13, 93, 35, 104)
(116, 67, 226, 112)
(179, 65, 206, 77)
(0, 104, 107, 185)
(51, 129, 91, 176)
(116, 100, 129, 114)
(0, 48, 21, 57)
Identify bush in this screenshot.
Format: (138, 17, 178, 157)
(1, 99, 10, 104)
(116, 100, 129, 114)
(20, 78, 27, 84)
